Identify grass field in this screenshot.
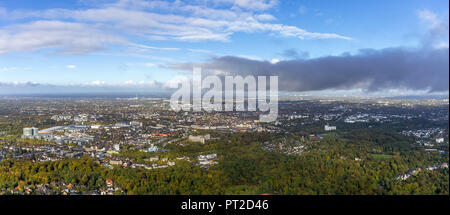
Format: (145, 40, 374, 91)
(370, 153, 394, 160)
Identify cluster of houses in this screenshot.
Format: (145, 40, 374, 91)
(51, 113, 99, 123)
(401, 128, 447, 151)
(104, 156, 177, 170)
(1, 179, 123, 195)
(261, 139, 305, 155)
(1, 145, 85, 162)
(197, 153, 218, 168)
(396, 163, 449, 181)
(401, 128, 446, 139)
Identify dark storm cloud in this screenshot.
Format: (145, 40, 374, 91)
(168, 46, 449, 92)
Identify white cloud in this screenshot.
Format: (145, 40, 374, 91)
(69, 79, 163, 88)
(434, 41, 449, 49)
(137, 45, 179, 51)
(0, 80, 165, 95)
(418, 9, 448, 34)
(0, 0, 351, 55)
(418, 9, 449, 49)
(187, 48, 213, 54)
(82, 80, 108, 86)
(66, 65, 77, 69)
(124, 80, 135, 85)
(122, 80, 160, 87)
(270, 58, 280, 64)
(214, 0, 279, 11)
(0, 66, 32, 72)
(0, 20, 124, 55)
(255, 14, 276, 21)
(418, 9, 439, 27)
(0, 81, 41, 87)
(144, 63, 156, 67)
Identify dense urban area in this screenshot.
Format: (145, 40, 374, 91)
(0, 96, 448, 195)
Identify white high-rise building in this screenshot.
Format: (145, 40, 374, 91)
(436, 138, 445, 143)
(23, 128, 33, 137)
(324, 125, 337, 131)
(189, 134, 211, 144)
(32, 127, 39, 136)
(22, 127, 39, 138)
(113, 144, 121, 151)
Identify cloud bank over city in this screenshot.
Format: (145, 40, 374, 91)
(168, 46, 449, 93)
(0, 80, 165, 95)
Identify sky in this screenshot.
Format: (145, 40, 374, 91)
(0, 0, 448, 96)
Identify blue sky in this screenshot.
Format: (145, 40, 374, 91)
(0, 0, 448, 95)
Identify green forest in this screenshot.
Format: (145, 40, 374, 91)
(0, 132, 448, 195)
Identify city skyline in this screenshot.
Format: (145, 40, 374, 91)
(0, 0, 448, 202)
